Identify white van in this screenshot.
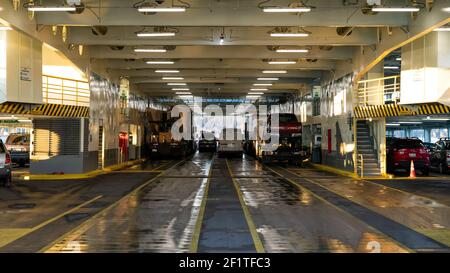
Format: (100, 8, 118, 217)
(218, 129, 243, 157)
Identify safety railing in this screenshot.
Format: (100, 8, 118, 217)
(42, 75, 90, 107)
(358, 154, 364, 178)
(356, 75, 400, 107)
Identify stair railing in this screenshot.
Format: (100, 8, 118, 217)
(358, 154, 364, 178)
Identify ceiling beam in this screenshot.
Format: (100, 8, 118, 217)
(34, 0, 409, 27)
(99, 59, 336, 70)
(90, 45, 354, 60)
(67, 26, 378, 46)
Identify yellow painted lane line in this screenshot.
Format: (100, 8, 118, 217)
(153, 160, 175, 171)
(0, 195, 102, 249)
(39, 159, 186, 253)
(226, 159, 265, 253)
(282, 168, 450, 247)
(263, 164, 413, 253)
(189, 157, 214, 253)
(284, 167, 450, 248)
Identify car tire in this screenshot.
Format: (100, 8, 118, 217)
(3, 175, 12, 188)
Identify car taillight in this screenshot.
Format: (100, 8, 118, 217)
(5, 153, 11, 165)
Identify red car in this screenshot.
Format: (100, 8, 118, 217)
(386, 137, 430, 175)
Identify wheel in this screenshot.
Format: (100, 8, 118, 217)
(3, 175, 12, 188)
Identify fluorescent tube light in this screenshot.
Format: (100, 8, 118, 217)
(28, 6, 77, 12)
(268, 61, 296, 64)
(276, 49, 309, 53)
(134, 48, 167, 53)
(155, 70, 179, 73)
(138, 7, 186, 13)
(167, 83, 187, 86)
(270, 33, 309, 37)
(253, 83, 273, 86)
(163, 77, 184, 80)
(137, 32, 176, 37)
(434, 27, 450, 32)
(248, 92, 265, 95)
(257, 78, 279, 81)
(147, 61, 174, 64)
(0, 26, 12, 31)
(384, 66, 399, 70)
(263, 70, 287, 74)
(372, 7, 420, 12)
(175, 92, 192, 95)
(263, 7, 311, 13)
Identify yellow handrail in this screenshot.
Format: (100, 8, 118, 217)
(42, 75, 90, 107)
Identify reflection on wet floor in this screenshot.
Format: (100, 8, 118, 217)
(43, 153, 450, 253)
(46, 153, 213, 253)
(227, 157, 409, 253)
(285, 168, 450, 247)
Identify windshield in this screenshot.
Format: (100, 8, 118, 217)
(279, 114, 298, 123)
(396, 140, 424, 149)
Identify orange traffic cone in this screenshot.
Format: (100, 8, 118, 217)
(409, 160, 416, 179)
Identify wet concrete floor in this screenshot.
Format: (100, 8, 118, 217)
(1, 153, 450, 253)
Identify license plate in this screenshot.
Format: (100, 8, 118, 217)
(152, 149, 157, 152)
(409, 153, 416, 158)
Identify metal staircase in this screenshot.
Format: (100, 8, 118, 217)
(356, 121, 381, 177)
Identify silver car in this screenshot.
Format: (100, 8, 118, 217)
(0, 141, 12, 187)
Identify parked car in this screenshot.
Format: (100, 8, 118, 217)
(218, 129, 243, 157)
(198, 131, 217, 152)
(386, 137, 430, 175)
(430, 138, 450, 174)
(5, 133, 30, 167)
(423, 142, 437, 153)
(0, 140, 12, 187)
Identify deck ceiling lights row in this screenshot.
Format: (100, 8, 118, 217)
(371, 6, 420, 12)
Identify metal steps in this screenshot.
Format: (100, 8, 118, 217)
(356, 121, 381, 177)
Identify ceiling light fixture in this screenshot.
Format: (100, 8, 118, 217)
(443, 7, 450, 12)
(268, 61, 297, 64)
(134, 48, 167, 53)
(257, 78, 279, 81)
(167, 83, 187, 86)
(263, 70, 287, 74)
(138, 7, 186, 13)
(246, 95, 261, 99)
(147, 61, 175, 64)
(155, 70, 180, 73)
(250, 89, 268, 91)
(175, 92, 192, 95)
(263, 7, 311, 13)
(396, 57, 402, 61)
(253, 83, 273, 86)
(137, 32, 176, 37)
(434, 27, 450, 32)
(276, 49, 309, 53)
(248, 92, 265, 95)
(173, 88, 190, 91)
(0, 26, 12, 31)
(27, 6, 77, 12)
(163, 77, 184, 80)
(372, 7, 420, 12)
(384, 66, 399, 70)
(270, 33, 309, 37)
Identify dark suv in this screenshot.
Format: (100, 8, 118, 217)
(386, 137, 430, 175)
(430, 138, 450, 174)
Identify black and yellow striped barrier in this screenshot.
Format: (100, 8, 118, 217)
(29, 104, 89, 118)
(0, 102, 89, 118)
(0, 103, 27, 115)
(354, 103, 450, 119)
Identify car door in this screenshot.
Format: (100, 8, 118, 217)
(432, 141, 443, 166)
